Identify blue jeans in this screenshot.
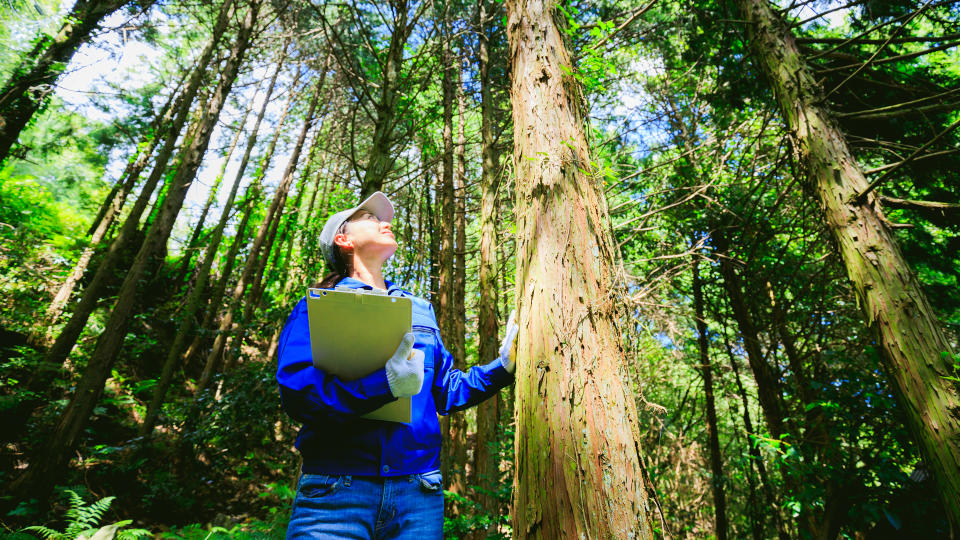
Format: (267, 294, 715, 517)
(285, 471, 444, 539)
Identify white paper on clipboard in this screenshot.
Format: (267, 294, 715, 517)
(305, 287, 413, 423)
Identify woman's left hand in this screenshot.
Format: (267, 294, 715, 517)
(498, 310, 519, 374)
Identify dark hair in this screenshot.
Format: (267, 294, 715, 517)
(314, 221, 353, 289)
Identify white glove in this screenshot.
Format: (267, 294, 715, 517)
(498, 310, 520, 374)
(385, 333, 424, 398)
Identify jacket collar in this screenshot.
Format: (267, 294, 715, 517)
(336, 275, 403, 295)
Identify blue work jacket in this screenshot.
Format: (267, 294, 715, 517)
(276, 276, 514, 476)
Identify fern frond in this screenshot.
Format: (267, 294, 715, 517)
(22, 525, 67, 540)
(116, 526, 153, 539)
(63, 490, 86, 524)
(85, 495, 116, 524)
(71, 495, 115, 535)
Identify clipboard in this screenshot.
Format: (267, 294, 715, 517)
(305, 287, 413, 423)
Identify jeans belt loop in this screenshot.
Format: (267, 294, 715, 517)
(343, 475, 352, 487)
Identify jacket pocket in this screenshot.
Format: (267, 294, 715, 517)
(412, 325, 438, 371)
(298, 473, 341, 498)
(418, 469, 443, 493)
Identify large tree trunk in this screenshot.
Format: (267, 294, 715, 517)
(0, 0, 151, 163)
(358, 0, 410, 198)
(14, 0, 258, 497)
(473, 0, 502, 528)
(736, 0, 960, 526)
(139, 51, 287, 436)
(36, 0, 234, 382)
(692, 256, 728, 540)
(505, 0, 655, 536)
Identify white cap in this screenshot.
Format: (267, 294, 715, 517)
(319, 191, 394, 267)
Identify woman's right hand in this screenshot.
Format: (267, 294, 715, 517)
(385, 333, 425, 398)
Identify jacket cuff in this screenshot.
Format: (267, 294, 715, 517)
(359, 367, 393, 400)
(490, 357, 516, 386)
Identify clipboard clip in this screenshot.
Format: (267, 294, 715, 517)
(335, 285, 387, 295)
(305, 285, 388, 296)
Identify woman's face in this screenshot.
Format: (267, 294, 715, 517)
(335, 209, 397, 262)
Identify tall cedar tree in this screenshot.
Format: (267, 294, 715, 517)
(736, 0, 960, 526)
(505, 0, 656, 536)
(437, 3, 467, 502)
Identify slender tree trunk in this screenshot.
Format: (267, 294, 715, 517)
(716, 234, 819, 535)
(737, 0, 960, 526)
(35, 87, 181, 339)
(766, 280, 832, 457)
(227, 76, 324, 368)
(692, 256, 728, 540)
(192, 61, 301, 387)
(198, 73, 319, 391)
(0, 0, 153, 163)
(358, 0, 411, 198)
(223, 199, 282, 370)
(427, 149, 440, 305)
(454, 63, 468, 370)
(722, 327, 790, 540)
(183, 192, 256, 367)
(447, 44, 470, 507)
(139, 51, 286, 436)
(264, 179, 310, 364)
(36, 0, 234, 380)
(729, 404, 764, 540)
(473, 0, 502, 527)
(714, 234, 786, 441)
(13, 0, 257, 497)
(173, 101, 251, 286)
(505, 0, 655, 536)
(436, 9, 464, 498)
(263, 100, 330, 362)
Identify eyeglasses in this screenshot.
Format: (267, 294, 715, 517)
(348, 212, 381, 224)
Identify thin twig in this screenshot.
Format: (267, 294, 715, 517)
(854, 115, 960, 202)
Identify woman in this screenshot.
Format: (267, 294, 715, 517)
(277, 191, 518, 539)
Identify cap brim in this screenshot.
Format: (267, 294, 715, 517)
(354, 191, 394, 222)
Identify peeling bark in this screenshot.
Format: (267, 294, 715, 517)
(505, 0, 655, 536)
